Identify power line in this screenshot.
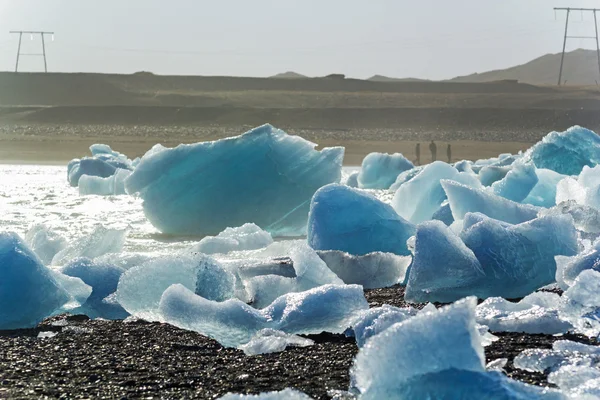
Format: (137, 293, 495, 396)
(9, 31, 54, 72)
(554, 7, 600, 85)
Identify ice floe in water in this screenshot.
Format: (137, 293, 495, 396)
(125, 124, 343, 236)
(68, 144, 134, 187)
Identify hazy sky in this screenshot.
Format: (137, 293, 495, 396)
(1, 0, 600, 79)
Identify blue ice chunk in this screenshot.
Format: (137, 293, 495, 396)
(541, 200, 600, 235)
(51, 225, 128, 266)
(404, 221, 485, 303)
(345, 171, 359, 188)
(351, 305, 416, 347)
(308, 184, 415, 256)
(476, 292, 572, 334)
(125, 124, 344, 236)
(478, 165, 510, 186)
(159, 283, 369, 347)
(352, 298, 485, 397)
(0, 232, 71, 329)
(61, 257, 128, 319)
(24, 224, 67, 265)
(442, 180, 539, 224)
(388, 166, 422, 192)
(218, 389, 313, 400)
(116, 253, 230, 320)
(190, 223, 273, 255)
(460, 214, 577, 299)
(195, 258, 235, 302)
(556, 240, 600, 290)
(68, 158, 117, 187)
(317, 250, 411, 289)
(524, 126, 600, 175)
(357, 152, 413, 189)
(79, 168, 132, 196)
(491, 162, 538, 202)
(239, 329, 314, 355)
(523, 169, 566, 208)
(561, 269, 600, 336)
(431, 202, 454, 226)
(454, 160, 473, 172)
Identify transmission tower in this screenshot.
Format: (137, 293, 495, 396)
(9, 31, 54, 73)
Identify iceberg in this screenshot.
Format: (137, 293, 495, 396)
(68, 144, 133, 187)
(317, 250, 411, 289)
(51, 225, 127, 266)
(24, 224, 67, 265)
(0, 232, 71, 329)
(159, 283, 368, 347)
(491, 162, 538, 202)
(78, 168, 132, 196)
(460, 214, 577, 299)
(61, 257, 128, 319)
(392, 161, 481, 224)
(308, 184, 415, 256)
(189, 223, 273, 255)
(356, 152, 413, 189)
(404, 220, 485, 303)
(476, 292, 572, 334)
(524, 126, 600, 175)
(125, 124, 344, 236)
(239, 329, 314, 355)
(442, 180, 539, 224)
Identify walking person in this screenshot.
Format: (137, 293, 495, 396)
(415, 143, 421, 165)
(447, 143, 452, 163)
(429, 140, 437, 162)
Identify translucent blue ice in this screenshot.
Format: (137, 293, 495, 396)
(159, 283, 368, 347)
(51, 225, 128, 266)
(541, 200, 600, 235)
(357, 152, 413, 189)
(61, 257, 128, 319)
(388, 166, 423, 192)
(24, 224, 67, 265)
(68, 144, 133, 187)
(476, 292, 572, 334)
(431, 202, 454, 226)
(189, 223, 273, 255)
(461, 214, 577, 299)
(308, 184, 415, 256)
(0, 232, 71, 329)
(478, 165, 510, 186)
(345, 171, 359, 188)
(442, 180, 539, 224)
(524, 125, 600, 175)
(239, 329, 314, 355)
(317, 250, 411, 289)
(125, 124, 344, 236)
(514, 340, 600, 374)
(562, 269, 600, 336)
(79, 168, 131, 196)
(393, 161, 481, 224)
(523, 168, 566, 208)
(404, 221, 485, 303)
(556, 240, 600, 290)
(491, 162, 538, 202)
(351, 304, 417, 347)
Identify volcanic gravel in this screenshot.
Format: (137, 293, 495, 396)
(0, 287, 596, 399)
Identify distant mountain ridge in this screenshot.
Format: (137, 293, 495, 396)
(450, 49, 600, 85)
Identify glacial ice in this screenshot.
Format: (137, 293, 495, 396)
(79, 168, 132, 196)
(218, 389, 313, 400)
(159, 283, 369, 347)
(549, 365, 600, 398)
(61, 257, 128, 319)
(345, 171, 359, 188)
(392, 161, 481, 224)
(317, 250, 411, 289)
(351, 304, 417, 347)
(404, 220, 485, 303)
(524, 126, 600, 175)
(239, 329, 314, 355)
(556, 240, 600, 290)
(523, 168, 566, 208)
(24, 224, 67, 265)
(195, 259, 236, 302)
(476, 292, 572, 334)
(478, 165, 510, 186)
(561, 269, 600, 336)
(0, 232, 71, 329)
(308, 184, 415, 256)
(514, 340, 600, 373)
(460, 213, 577, 299)
(388, 166, 423, 192)
(491, 162, 538, 202)
(116, 253, 229, 320)
(125, 124, 344, 236)
(189, 223, 273, 255)
(357, 152, 413, 189)
(68, 144, 133, 187)
(442, 180, 539, 224)
(541, 201, 600, 235)
(51, 225, 128, 266)
(431, 201, 454, 226)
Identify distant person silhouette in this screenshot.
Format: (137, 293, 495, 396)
(429, 140, 437, 162)
(447, 144, 452, 163)
(415, 143, 421, 165)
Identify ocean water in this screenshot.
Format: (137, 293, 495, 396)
(0, 165, 382, 256)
